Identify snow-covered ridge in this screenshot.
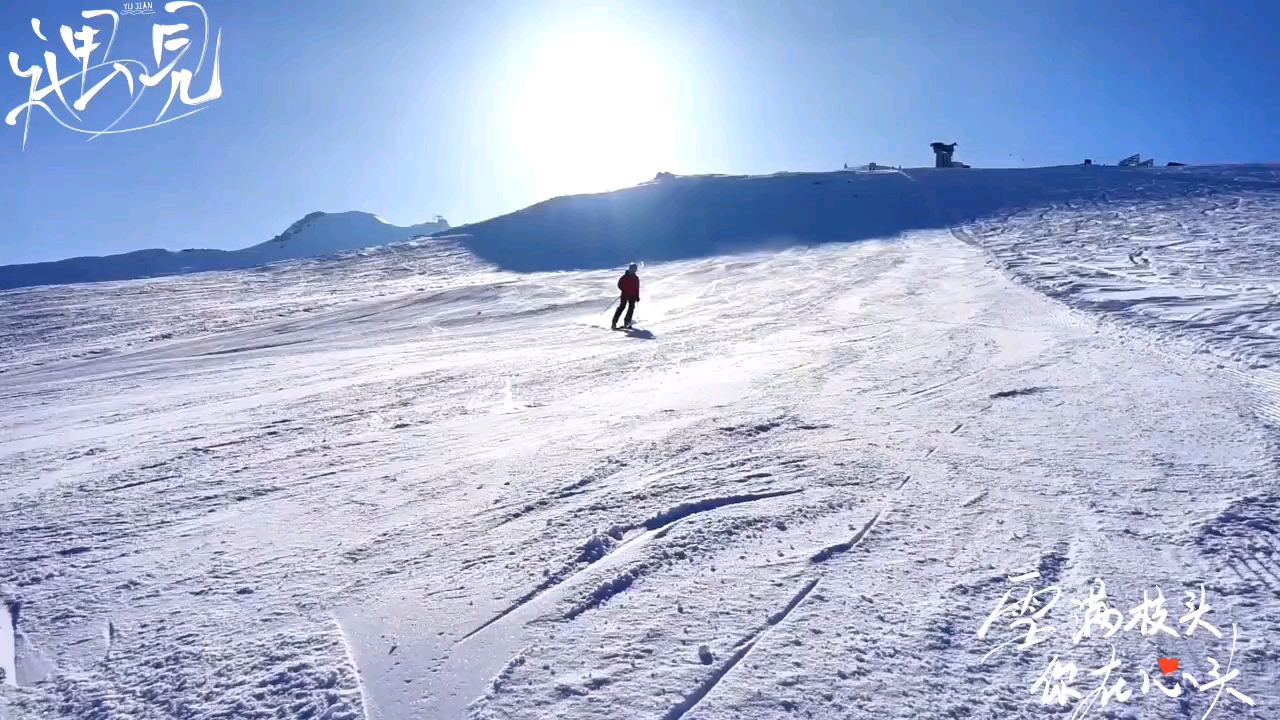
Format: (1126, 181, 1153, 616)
(252, 211, 448, 260)
(430, 170, 936, 271)
(7, 165, 1280, 372)
(0, 235, 491, 373)
(0, 211, 450, 291)
(434, 165, 1280, 272)
(428, 164, 1280, 368)
(6, 165, 1280, 371)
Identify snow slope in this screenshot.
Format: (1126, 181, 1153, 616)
(0, 212, 450, 291)
(437, 165, 1280, 373)
(921, 165, 1280, 370)
(1, 165, 1278, 720)
(430, 171, 935, 271)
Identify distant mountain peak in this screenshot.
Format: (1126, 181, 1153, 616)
(0, 210, 451, 291)
(256, 211, 449, 254)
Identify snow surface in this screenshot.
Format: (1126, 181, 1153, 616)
(0, 212, 450, 291)
(1, 165, 1278, 720)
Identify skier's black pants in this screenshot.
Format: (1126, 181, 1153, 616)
(613, 298, 636, 327)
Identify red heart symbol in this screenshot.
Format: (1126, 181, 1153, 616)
(1159, 658, 1180, 675)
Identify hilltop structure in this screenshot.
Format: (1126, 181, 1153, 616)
(930, 142, 969, 168)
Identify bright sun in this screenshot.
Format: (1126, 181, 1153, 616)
(508, 28, 676, 197)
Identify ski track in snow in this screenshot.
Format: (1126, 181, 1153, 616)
(1, 598, 18, 689)
(2, 166, 1280, 719)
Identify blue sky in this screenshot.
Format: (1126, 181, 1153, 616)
(1, 0, 1278, 265)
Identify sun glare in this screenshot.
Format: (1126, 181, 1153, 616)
(508, 27, 677, 197)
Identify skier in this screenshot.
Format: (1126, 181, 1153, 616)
(612, 263, 640, 330)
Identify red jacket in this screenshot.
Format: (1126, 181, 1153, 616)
(618, 272, 639, 300)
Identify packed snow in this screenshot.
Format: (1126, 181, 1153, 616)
(1, 165, 1277, 720)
